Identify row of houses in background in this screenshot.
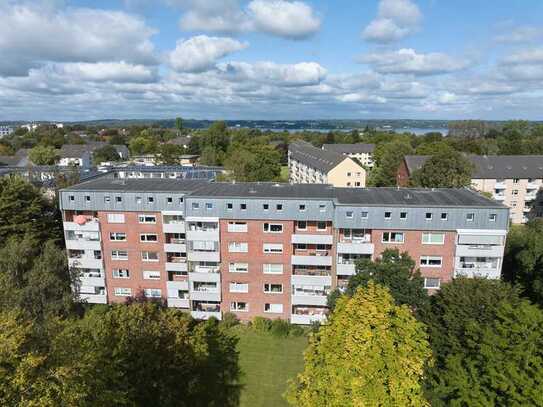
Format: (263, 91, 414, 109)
(288, 141, 374, 188)
(60, 172, 507, 323)
(398, 155, 543, 224)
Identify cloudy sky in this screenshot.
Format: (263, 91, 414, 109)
(1, 0, 542, 121)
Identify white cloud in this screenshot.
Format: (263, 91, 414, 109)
(502, 48, 543, 65)
(360, 48, 469, 76)
(247, 0, 321, 39)
(168, 35, 248, 72)
(362, 0, 421, 43)
(336, 93, 387, 103)
(0, 4, 157, 76)
(494, 25, 543, 44)
(56, 62, 158, 83)
(177, 0, 320, 39)
(438, 92, 457, 104)
(218, 61, 327, 86)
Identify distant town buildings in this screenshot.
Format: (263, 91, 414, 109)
(322, 143, 375, 168)
(59, 173, 508, 323)
(0, 126, 14, 138)
(398, 155, 543, 224)
(288, 141, 367, 187)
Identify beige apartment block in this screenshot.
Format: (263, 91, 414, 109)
(400, 155, 543, 224)
(288, 140, 366, 187)
(322, 143, 375, 168)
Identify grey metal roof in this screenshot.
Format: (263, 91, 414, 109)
(322, 143, 375, 154)
(58, 143, 128, 158)
(405, 155, 543, 179)
(289, 140, 349, 172)
(168, 136, 191, 146)
(63, 173, 504, 208)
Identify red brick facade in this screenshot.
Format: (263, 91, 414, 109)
(396, 158, 411, 186)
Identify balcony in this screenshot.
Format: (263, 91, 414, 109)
(493, 193, 505, 201)
(527, 182, 539, 190)
(165, 261, 188, 272)
(337, 242, 374, 255)
(291, 274, 332, 286)
(336, 263, 356, 276)
(163, 222, 186, 234)
(291, 234, 333, 245)
(455, 244, 504, 258)
(186, 229, 219, 241)
(291, 254, 332, 267)
(79, 293, 107, 304)
(189, 271, 220, 282)
(187, 250, 220, 262)
(494, 181, 506, 189)
(66, 239, 101, 251)
(167, 280, 189, 291)
(455, 267, 500, 279)
(63, 219, 100, 232)
(290, 313, 327, 325)
(291, 294, 328, 306)
(525, 193, 537, 201)
(68, 256, 103, 270)
(167, 298, 190, 308)
(164, 243, 187, 253)
(191, 310, 222, 320)
(190, 290, 221, 302)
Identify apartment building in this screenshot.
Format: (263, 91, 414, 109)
(0, 126, 14, 138)
(398, 155, 543, 224)
(322, 143, 375, 168)
(288, 140, 367, 187)
(60, 173, 508, 324)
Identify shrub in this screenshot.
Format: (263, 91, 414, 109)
(220, 312, 240, 329)
(288, 324, 306, 337)
(252, 317, 272, 333)
(270, 319, 290, 338)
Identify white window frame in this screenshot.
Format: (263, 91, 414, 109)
(112, 269, 130, 279)
(424, 278, 441, 289)
(109, 232, 126, 241)
(229, 262, 249, 273)
(111, 250, 128, 260)
(317, 222, 327, 231)
(227, 221, 248, 233)
(466, 213, 475, 222)
(107, 213, 125, 224)
(361, 211, 368, 219)
(114, 287, 132, 297)
(229, 282, 249, 293)
(230, 301, 248, 312)
(264, 303, 283, 313)
(143, 288, 162, 298)
(263, 243, 283, 254)
(263, 223, 283, 233)
(141, 251, 159, 262)
(420, 256, 443, 268)
(228, 242, 248, 253)
(138, 214, 156, 224)
(422, 232, 445, 245)
(143, 270, 161, 280)
(263, 263, 284, 274)
(382, 232, 404, 244)
(297, 221, 307, 231)
(264, 283, 283, 294)
(140, 233, 158, 242)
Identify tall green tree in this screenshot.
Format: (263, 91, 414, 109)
(369, 141, 414, 186)
(128, 135, 158, 155)
(155, 143, 185, 165)
(175, 117, 183, 135)
(333, 249, 428, 310)
(410, 150, 473, 188)
(224, 144, 281, 181)
(422, 278, 543, 406)
(28, 145, 59, 165)
(287, 282, 432, 407)
(502, 220, 543, 306)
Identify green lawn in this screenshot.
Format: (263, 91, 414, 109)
(231, 326, 308, 407)
(279, 166, 289, 182)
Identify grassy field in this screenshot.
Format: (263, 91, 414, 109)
(232, 326, 308, 407)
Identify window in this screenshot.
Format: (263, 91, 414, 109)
(111, 250, 128, 260)
(299, 204, 306, 211)
(192, 202, 200, 210)
(138, 214, 156, 224)
(227, 202, 233, 210)
(347, 172, 352, 177)
(205, 202, 213, 210)
(346, 211, 353, 218)
(264, 283, 283, 294)
(424, 278, 441, 289)
(347, 182, 351, 186)
(110, 232, 126, 241)
(167, 197, 173, 204)
(513, 178, 520, 184)
(104, 196, 111, 203)
(143, 270, 161, 280)
(140, 234, 158, 242)
(425, 212, 432, 220)
(114, 287, 132, 297)
(136, 196, 142, 204)
(147, 196, 154, 204)
(295, 243, 307, 250)
(263, 203, 269, 211)
(489, 213, 497, 222)
(240, 203, 247, 210)
(441, 212, 448, 220)
(263, 264, 283, 274)
(276, 204, 283, 211)
(319, 204, 326, 212)
(263, 223, 283, 233)
(230, 301, 248, 312)
(229, 262, 249, 273)
(69, 195, 75, 201)
(85, 195, 91, 202)
(422, 232, 445, 245)
(400, 212, 407, 220)
(229, 282, 249, 293)
(466, 213, 475, 222)
(143, 288, 161, 298)
(141, 251, 159, 262)
(512, 190, 519, 196)
(361, 211, 368, 219)
(382, 232, 404, 243)
(178, 197, 184, 204)
(228, 242, 248, 253)
(107, 213, 124, 223)
(384, 211, 391, 219)
(115, 196, 122, 203)
(227, 221, 247, 233)
(420, 256, 442, 267)
(264, 303, 283, 313)
(263, 243, 283, 254)
(112, 269, 129, 278)
(317, 222, 326, 231)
